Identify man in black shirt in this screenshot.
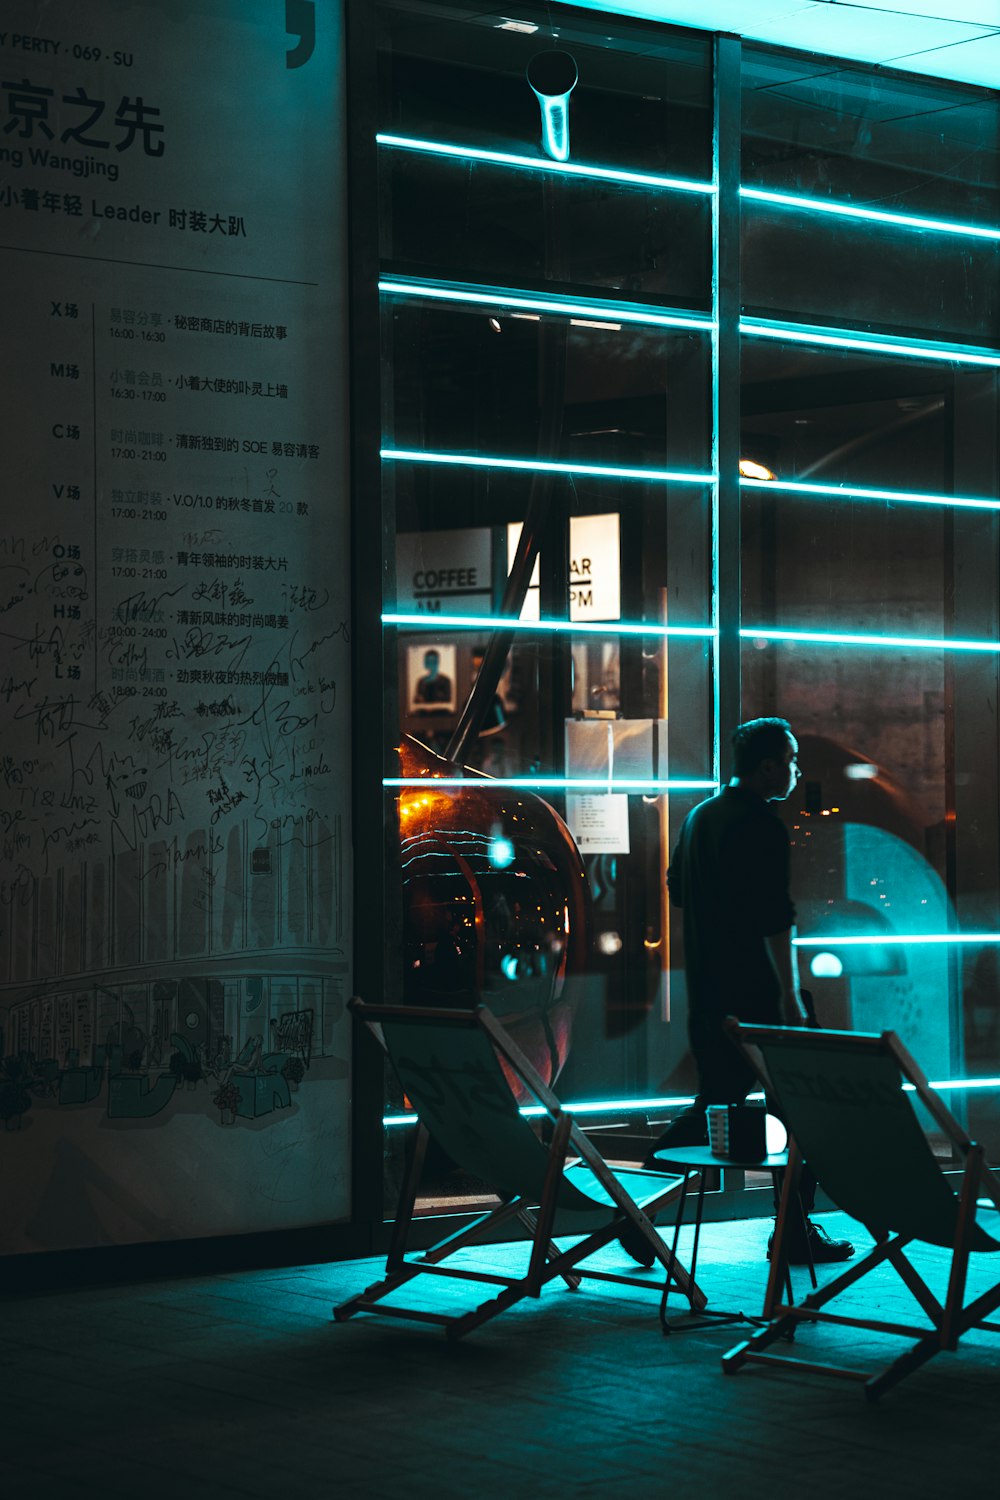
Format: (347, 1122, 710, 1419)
(646, 717, 853, 1264)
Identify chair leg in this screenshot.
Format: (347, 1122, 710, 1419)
(863, 1335, 940, 1403)
(386, 1120, 429, 1271)
(942, 1145, 982, 1349)
(334, 1120, 430, 1321)
(885, 1240, 943, 1329)
(722, 1312, 798, 1372)
(333, 1262, 424, 1323)
(516, 1205, 582, 1290)
(527, 1113, 572, 1295)
(763, 1137, 803, 1318)
(722, 1231, 920, 1379)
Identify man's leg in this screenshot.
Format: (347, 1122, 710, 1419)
(645, 1009, 754, 1159)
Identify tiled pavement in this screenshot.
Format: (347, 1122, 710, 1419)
(2, 1212, 999, 1499)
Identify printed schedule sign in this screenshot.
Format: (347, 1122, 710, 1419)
(0, 2, 352, 1253)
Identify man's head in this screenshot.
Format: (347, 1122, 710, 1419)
(731, 717, 799, 801)
(423, 648, 440, 675)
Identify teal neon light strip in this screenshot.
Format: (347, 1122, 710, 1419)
(741, 476, 1000, 514)
(795, 933, 1000, 946)
(740, 186, 1000, 243)
(383, 1075, 1000, 1124)
(741, 627, 1000, 654)
(910, 1079, 1000, 1092)
(382, 612, 716, 639)
(383, 1096, 697, 1126)
(377, 133, 716, 196)
(385, 777, 716, 791)
(378, 277, 715, 332)
(381, 449, 715, 486)
(741, 316, 1000, 369)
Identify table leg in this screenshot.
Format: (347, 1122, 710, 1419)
(660, 1165, 766, 1334)
(659, 1170, 692, 1328)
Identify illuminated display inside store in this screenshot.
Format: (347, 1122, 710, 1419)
(374, 22, 1000, 1162)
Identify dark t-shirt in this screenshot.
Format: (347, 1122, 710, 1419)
(668, 785, 795, 1019)
(415, 672, 452, 704)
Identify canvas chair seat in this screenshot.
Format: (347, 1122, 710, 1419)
(560, 1159, 689, 1213)
(721, 1022, 1000, 1401)
(334, 999, 708, 1340)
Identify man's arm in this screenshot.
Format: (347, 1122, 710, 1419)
(765, 927, 808, 1024)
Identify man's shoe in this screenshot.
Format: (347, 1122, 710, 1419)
(617, 1219, 657, 1268)
(767, 1220, 855, 1265)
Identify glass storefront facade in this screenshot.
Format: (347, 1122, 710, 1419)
(353, 2, 1000, 1213)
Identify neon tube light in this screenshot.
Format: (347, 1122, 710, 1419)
(741, 317, 1000, 369)
(382, 612, 716, 639)
(909, 1079, 1000, 1092)
(381, 449, 715, 485)
(795, 934, 1000, 946)
(740, 476, 1000, 514)
(384, 777, 717, 791)
(383, 1076, 1000, 1124)
(383, 1096, 697, 1126)
(741, 627, 1000, 654)
(740, 187, 1000, 243)
(377, 133, 716, 195)
(378, 277, 715, 332)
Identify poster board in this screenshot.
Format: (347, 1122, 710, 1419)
(0, 0, 351, 1252)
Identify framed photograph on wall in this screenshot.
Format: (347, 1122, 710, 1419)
(408, 643, 457, 713)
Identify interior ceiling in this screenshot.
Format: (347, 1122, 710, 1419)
(564, 2, 1000, 89)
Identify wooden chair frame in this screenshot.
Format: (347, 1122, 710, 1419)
(721, 1022, 1000, 1400)
(335, 999, 706, 1340)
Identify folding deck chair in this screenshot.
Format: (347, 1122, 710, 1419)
(334, 998, 707, 1339)
(721, 1021, 1000, 1400)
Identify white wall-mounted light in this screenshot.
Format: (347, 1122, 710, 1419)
(526, 50, 578, 163)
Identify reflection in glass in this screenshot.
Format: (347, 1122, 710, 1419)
(395, 735, 589, 1092)
(387, 300, 713, 474)
(741, 48, 1000, 341)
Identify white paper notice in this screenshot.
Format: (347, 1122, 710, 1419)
(565, 794, 631, 855)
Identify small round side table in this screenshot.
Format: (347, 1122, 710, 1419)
(647, 1144, 817, 1331)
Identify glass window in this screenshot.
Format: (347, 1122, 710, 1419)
(741, 49, 1000, 1149)
(378, 4, 714, 307)
(375, 1, 717, 1207)
(742, 49, 1000, 221)
(741, 47, 1000, 342)
(366, 11, 1000, 1216)
(383, 156, 713, 308)
(379, 7, 712, 179)
(386, 298, 713, 473)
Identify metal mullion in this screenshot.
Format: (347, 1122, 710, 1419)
(714, 34, 743, 770)
(348, 0, 394, 1245)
